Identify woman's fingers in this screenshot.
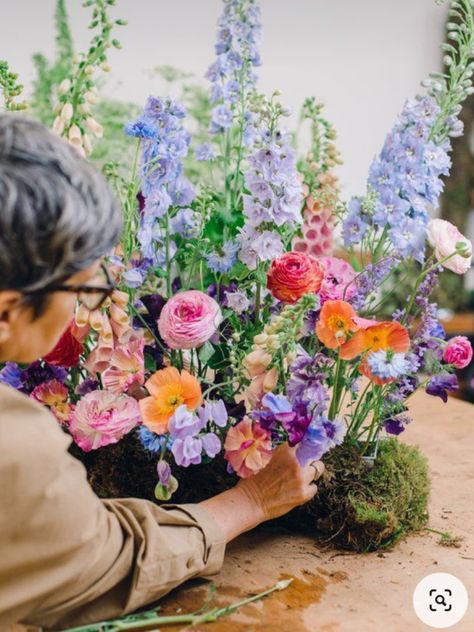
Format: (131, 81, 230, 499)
(301, 460, 325, 486)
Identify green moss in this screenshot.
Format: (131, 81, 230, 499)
(287, 438, 430, 551)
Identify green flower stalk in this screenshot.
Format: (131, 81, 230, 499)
(51, 0, 126, 156)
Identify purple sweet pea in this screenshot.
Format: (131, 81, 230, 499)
(157, 460, 172, 485)
(383, 414, 412, 436)
(426, 373, 458, 403)
(171, 435, 203, 467)
(201, 432, 221, 458)
(168, 405, 205, 439)
(198, 400, 229, 428)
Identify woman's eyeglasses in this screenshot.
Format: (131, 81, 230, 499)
(23, 263, 116, 311)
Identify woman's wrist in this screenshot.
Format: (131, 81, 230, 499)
(199, 483, 265, 543)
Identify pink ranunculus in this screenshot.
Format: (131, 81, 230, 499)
(158, 290, 223, 350)
(427, 219, 472, 274)
(69, 391, 142, 451)
(224, 417, 273, 478)
(319, 256, 357, 302)
(443, 336, 473, 369)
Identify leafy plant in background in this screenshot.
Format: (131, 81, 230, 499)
(1, 0, 473, 509)
(0, 60, 27, 111)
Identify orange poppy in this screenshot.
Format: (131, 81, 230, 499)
(316, 300, 360, 349)
(340, 321, 410, 360)
(139, 367, 202, 434)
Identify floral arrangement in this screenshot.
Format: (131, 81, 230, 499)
(1, 0, 473, 503)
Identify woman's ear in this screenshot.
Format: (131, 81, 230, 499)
(0, 290, 23, 343)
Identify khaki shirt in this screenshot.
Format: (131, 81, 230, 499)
(0, 384, 226, 630)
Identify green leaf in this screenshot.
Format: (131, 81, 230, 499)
(198, 341, 215, 364)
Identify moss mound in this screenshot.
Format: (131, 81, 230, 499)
(72, 436, 429, 552)
(285, 438, 430, 551)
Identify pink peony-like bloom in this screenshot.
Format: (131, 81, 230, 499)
(318, 256, 357, 302)
(443, 336, 473, 369)
(158, 290, 223, 350)
(69, 391, 142, 452)
(427, 219, 472, 274)
(102, 338, 145, 393)
(224, 417, 273, 478)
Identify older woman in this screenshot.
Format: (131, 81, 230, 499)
(0, 115, 324, 630)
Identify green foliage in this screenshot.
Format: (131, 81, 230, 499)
(0, 60, 27, 111)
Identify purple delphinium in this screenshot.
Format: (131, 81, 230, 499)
(206, 240, 239, 274)
(170, 208, 201, 239)
(126, 96, 194, 276)
(426, 373, 458, 403)
(195, 142, 215, 161)
(342, 95, 454, 262)
(206, 0, 262, 134)
(286, 349, 331, 416)
(238, 130, 302, 269)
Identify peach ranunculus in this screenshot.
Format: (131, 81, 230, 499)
(158, 290, 223, 350)
(267, 251, 325, 303)
(316, 300, 360, 349)
(224, 417, 273, 478)
(139, 367, 202, 434)
(427, 219, 472, 275)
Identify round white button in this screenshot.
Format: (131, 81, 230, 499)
(413, 572, 469, 628)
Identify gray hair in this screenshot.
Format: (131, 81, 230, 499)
(0, 114, 123, 294)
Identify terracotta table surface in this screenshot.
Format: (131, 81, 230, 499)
(9, 392, 474, 632)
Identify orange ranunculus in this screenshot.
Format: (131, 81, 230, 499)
(316, 300, 359, 349)
(139, 367, 202, 434)
(267, 251, 325, 304)
(340, 321, 410, 361)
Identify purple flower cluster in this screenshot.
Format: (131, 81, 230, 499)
(343, 96, 453, 262)
(126, 96, 195, 271)
(141, 401, 227, 468)
(0, 361, 67, 394)
(206, 0, 262, 135)
(238, 130, 303, 269)
(286, 350, 345, 465)
(350, 256, 396, 311)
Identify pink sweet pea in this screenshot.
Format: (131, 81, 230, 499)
(69, 391, 142, 451)
(443, 336, 473, 369)
(427, 219, 472, 274)
(224, 417, 272, 478)
(158, 290, 223, 350)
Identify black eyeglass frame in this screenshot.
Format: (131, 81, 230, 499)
(22, 263, 116, 311)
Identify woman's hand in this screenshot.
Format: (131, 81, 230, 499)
(200, 444, 324, 542)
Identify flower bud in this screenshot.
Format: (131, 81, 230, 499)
(85, 91, 97, 105)
(60, 102, 73, 122)
(58, 78, 71, 95)
(85, 117, 104, 138)
(100, 61, 112, 72)
(84, 65, 95, 76)
(68, 124, 82, 142)
(52, 116, 65, 135)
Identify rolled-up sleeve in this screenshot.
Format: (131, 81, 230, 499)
(0, 386, 226, 631)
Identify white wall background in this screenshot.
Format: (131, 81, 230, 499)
(1, 0, 447, 198)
